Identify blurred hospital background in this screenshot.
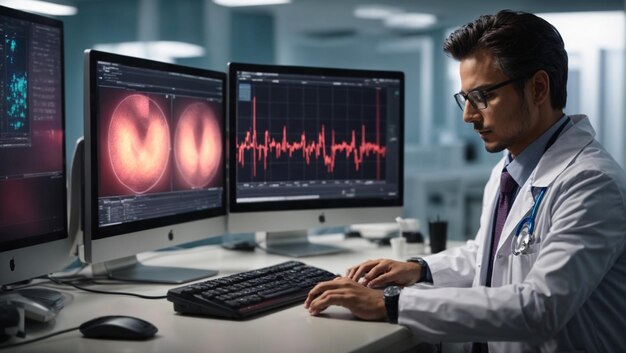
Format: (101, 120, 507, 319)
(4, 0, 624, 241)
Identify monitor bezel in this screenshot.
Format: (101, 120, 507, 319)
(227, 62, 404, 214)
(84, 50, 227, 249)
(0, 5, 71, 285)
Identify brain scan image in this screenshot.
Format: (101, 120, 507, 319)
(107, 94, 171, 194)
(174, 101, 222, 189)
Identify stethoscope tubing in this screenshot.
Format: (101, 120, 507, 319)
(512, 187, 547, 255)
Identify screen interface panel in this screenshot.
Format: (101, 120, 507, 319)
(0, 10, 66, 251)
(94, 59, 224, 237)
(232, 66, 402, 210)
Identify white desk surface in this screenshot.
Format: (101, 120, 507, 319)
(3, 236, 443, 353)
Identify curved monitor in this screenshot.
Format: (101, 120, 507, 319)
(228, 63, 404, 257)
(0, 6, 72, 285)
(83, 50, 227, 283)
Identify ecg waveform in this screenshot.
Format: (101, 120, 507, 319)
(236, 90, 386, 180)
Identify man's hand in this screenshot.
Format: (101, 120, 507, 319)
(304, 277, 386, 320)
(345, 258, 421, 288)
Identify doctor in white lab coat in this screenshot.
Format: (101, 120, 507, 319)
(305, 10, 626, 353)
(394, 113, 626, 352)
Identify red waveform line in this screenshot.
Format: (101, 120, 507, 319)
(236, 91, 386, 179)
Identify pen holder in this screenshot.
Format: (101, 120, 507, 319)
(428, 220, 448, 254)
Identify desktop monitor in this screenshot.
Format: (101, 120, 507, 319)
(228, 63, 404, 257)
(0, 6, 72, 285)
(81, 50, 227, 283)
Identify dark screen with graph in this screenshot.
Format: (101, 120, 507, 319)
(0, 7, 66, 250)
(229, 63, 403, 212)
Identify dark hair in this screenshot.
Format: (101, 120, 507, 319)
(443, 10, 568, 109)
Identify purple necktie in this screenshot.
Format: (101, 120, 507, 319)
(473, 171, 517, 353)
(490, 170, 518, 269)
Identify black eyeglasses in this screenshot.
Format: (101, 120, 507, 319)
(453, 78, 520, 111)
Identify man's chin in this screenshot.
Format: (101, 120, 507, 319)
(484, 143, 506, 154)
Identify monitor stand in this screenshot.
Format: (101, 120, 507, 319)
(92, 255, 218, 284)
(15, 288, 65, 312)
(260, 230, 347, 257)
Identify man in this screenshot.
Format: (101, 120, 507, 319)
(305, 10, 626, 352)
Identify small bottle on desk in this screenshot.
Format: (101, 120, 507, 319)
(395, 217, 425, 257)
(403, 231, 425, 256)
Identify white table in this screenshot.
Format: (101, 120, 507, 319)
(3, 236, 445, 353)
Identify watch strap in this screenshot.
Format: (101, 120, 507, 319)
(407, 257, 428, 282)
(384, 286, 401, 324)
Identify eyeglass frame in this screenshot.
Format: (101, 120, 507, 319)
(453, 77, 522, 111)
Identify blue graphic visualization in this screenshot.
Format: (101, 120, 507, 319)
(4, 35, 29, 133)
(8, 38, 17, 63)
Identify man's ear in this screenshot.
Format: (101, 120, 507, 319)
(530, 70, 550, 106)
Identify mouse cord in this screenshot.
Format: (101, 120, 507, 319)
(0, 326, 80, 350)
(47, 277, 167, 300)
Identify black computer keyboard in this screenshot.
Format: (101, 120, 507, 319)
(167, 261, 337, 320)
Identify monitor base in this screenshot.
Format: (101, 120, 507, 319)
(260, 230, 348, 257)
(16, 288, 65, 312)
(94, 255, 218, 284)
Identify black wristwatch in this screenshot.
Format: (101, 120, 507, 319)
(383, 285, 402, 324)
(407, 257, 428, 282)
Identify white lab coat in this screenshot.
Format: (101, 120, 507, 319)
(398, 115, 626, 353)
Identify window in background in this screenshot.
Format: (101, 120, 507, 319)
(539, 11, 625, 167)
(92, 0, 204, 63)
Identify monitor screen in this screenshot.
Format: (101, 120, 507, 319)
(0, 6, 70, 285)
(83, 50, 226, 283)
(228, 63, 403, 256)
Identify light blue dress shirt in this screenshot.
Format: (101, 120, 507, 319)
(504, 114, 571, 192)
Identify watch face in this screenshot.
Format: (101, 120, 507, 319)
(384, 285, 402, 297)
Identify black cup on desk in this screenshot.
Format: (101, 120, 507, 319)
(428, 219, 448, 254)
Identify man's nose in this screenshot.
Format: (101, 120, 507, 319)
(462, 101, 481, 124)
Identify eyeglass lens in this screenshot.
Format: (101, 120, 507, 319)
(455, 91, 487, 111)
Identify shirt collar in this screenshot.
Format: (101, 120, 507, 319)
(505, 114, 569, 188)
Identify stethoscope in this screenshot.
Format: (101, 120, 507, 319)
(511, 187, 547, 255)
(507, 117, 570, 256)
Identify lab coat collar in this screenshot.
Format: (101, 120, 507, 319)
(531, 115, 595, 187)
(493, 115, 595, 259)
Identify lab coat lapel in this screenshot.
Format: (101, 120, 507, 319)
(478, 162, 504, 285)
(495, 115, 595, 256)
